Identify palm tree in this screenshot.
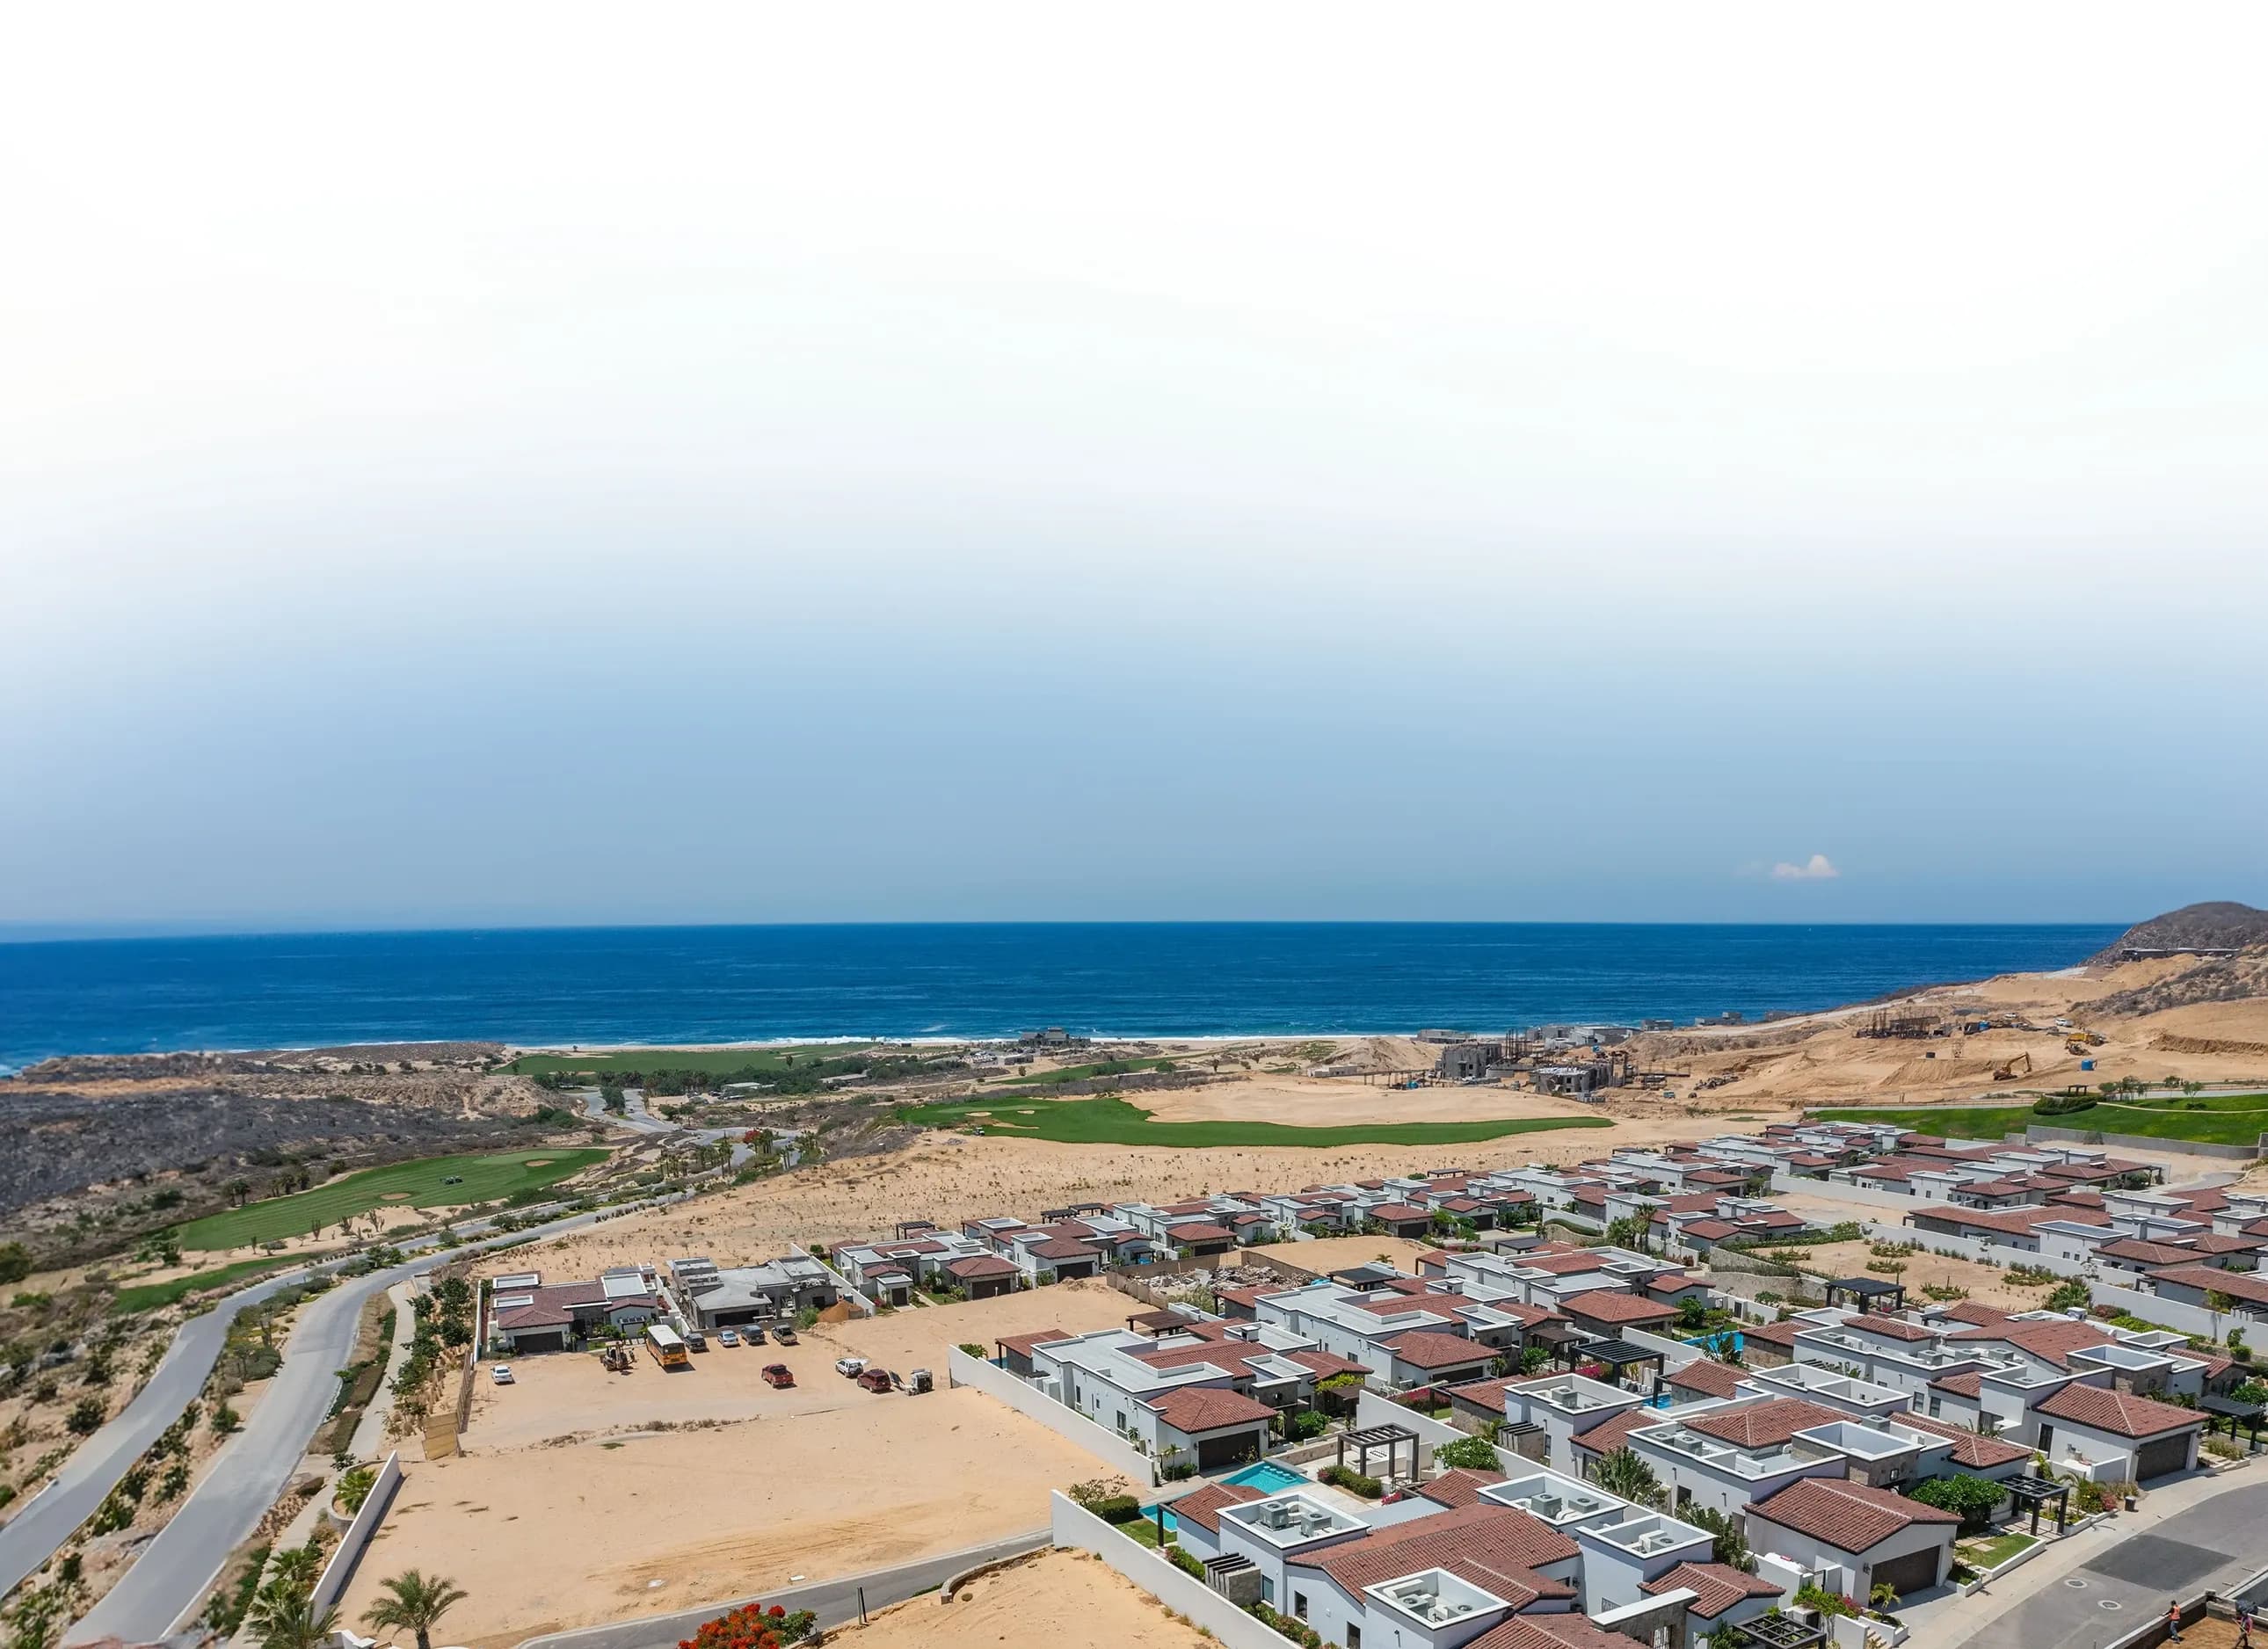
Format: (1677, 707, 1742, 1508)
(1589, 1446, 1667, 1509)
(362, 1571, 469, 1649)
(265, 1545, 322, 1595)
(244, 1580, 339, 1649)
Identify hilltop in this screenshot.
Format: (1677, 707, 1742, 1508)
(2088, 900, 2268, 964)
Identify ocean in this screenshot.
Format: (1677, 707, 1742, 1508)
(0, 923, 2122, 1071)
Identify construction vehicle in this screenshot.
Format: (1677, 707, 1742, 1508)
(1993, 1052, 2032, 1081)
(908, 1368, 934, 1394)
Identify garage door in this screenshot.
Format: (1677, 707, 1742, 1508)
(2134, 1434, 2190, 1480)
(1871, 1546, 1940, 1598)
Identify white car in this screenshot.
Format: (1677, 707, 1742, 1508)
(834, 1356, 868, 1377)
(491, 1365, 514, 1384)
(717, 1329, 740, 1348)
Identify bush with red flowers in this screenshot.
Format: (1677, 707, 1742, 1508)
(678, 1602, 815, 1649)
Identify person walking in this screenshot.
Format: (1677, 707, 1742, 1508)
(2165, 1601, 2183, 1643)
(2236, 1607, 2252, 1649)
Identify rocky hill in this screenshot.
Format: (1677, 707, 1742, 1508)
(2089, 901, 2268, 965)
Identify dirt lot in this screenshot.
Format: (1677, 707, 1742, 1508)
(824, 1549, 1211, 1649)
(346, 1386, 1123, 1648)
(1244, 1234, 1441, 1275)
(465, 1284, 1133, 1452)
(1764, 1238, 2066, 1314)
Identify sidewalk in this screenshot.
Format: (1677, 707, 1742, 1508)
(1905, 1458, 2260, 1648)
(348, 1283, 419, 1461)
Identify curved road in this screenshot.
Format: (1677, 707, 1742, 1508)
(61, 1195, 684, 1645)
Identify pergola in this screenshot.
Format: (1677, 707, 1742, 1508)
(1572, 1337, 1667, 1393)
(1728, 1614, 1827, 1649)
(1535, 1321, 1591, 1367)
(1337, 1421, 1421, 1484)
(1825, 1275, 1907, 1315)
(2200, 1393, 2265, 1451)
(2006, 1472, 2072, 1535)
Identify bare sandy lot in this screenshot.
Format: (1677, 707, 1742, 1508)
(1770, 1238, 2066, 1314)
(347, 1387, 1121, 1649)
(1244, 1234, 1441, 1275)
(465, 1284, 1134, 1451)
(825, 1549, 1210, 1649)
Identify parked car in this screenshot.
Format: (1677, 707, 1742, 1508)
(855, 1368, 894, 1393)
(685, 1329, 709, 1352)
(771, 1324, 798, 1345)
(761, 1363, 796, 1388)
(716, 1329, 740, 1348)
(491, 1365, 514, 1384)
(834, 1356, 868, 1377)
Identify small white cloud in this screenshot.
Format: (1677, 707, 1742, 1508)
(1770, 854, 1841, 882)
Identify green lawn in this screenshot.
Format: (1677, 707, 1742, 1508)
(504, 1046, 872, 1077)
(1958, 1530, 2038, 1570)
(1808, 1105, 2036, 1138)
(2106, 1091, 2268, 1113)
(112, 1255, 304, 1315)
(1810, 1100, 2268, 1146)
(897, 1093, 1611, 1149)
(994, 1057, 1184, 1087)
(171, 1148, 610, 1251)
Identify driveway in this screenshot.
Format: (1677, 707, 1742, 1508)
(1956, 1482, 2268, 1649)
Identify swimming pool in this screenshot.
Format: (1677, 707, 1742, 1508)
(1222, 1461, 1309, 1493)
(1143, 1461, 1311, 1529)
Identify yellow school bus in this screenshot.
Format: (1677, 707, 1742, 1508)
(645, 1323, 690, 1369)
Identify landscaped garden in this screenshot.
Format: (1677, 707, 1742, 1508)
(170, 1147, 609, 1251)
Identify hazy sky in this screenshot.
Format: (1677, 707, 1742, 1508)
(5, 6, 2265, 932)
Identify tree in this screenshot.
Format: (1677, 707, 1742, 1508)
(1676, 1296, 1711, 1333)
(1605, 1217, 1650, 1253)
(1907, 1471, 2004, 1533)
(0, 1243, 32, 1286)
(1590, 1447, 1666, 1509)
(266, 1546, 322, 1595)
(1683, 1504, 1752, 1571)
(1435, 1434, 1502, 1471)
(362, 1571, 469, 1649)
(66, 1397, 105, 1436)
(244, 1581, 339, 1649)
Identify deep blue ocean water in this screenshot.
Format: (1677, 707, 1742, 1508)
(0, 923, 2122, 1071)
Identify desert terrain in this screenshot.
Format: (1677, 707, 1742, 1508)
(820, 1549, 1211, 1649)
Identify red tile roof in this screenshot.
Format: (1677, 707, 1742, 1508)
(1571, 1406, 1657, 1456)
(1468, 1616, 1641, 1649)
(1930, 1371, 1983, 1397)
(1937, 1301, 2016, 1327)
(1679, 1219, 1743, 1241)
(2096, 1238, 2206, 1267)
(1741, 1318, 1803, 1348)
(1446, 1376, 1520, 1412)
(2151, 1265, 2268, 1305)
(1028, 1237, 1101, 1260)
(1897, 1413, 2032, 1468)
(1844, 1315, 1940, 1343)
(1386, 1330, 1496, 1370)
(1415, 1466, 1508, 1507)
(1685, 1398, 1850, 1449)
(1295, 1502, 1578, 1599)
(1163, 1479, 1265, 1534)
(1666, 1358, 1745, 1398)
(1749, 1477, 1959, 1554)
(1642, 1561, 1784, 1619)
(1147, 1385, 1277, 1434)
(1560, 1289, 1678, 1327)
(1284, 1348, 1375, 1379)
(1370, 1202, 1429, 1223)
(944, 1254, 1018, 1279)
(1948, 1318, 2115, 1369)
(2032, 1383, 2204, 1439)
(1167, 1221, 1235, 1244)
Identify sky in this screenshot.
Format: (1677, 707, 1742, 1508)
(4, 5, 2266, 933)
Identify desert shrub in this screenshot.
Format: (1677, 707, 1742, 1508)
(1434, 1435, 1502, 1471)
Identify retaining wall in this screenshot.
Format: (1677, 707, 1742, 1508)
(2024, 1123, 2263, 1160)
(1049, 1493, 1287, 1649)
(946, 1347, 1159, 1484)
(1770, 1173, 1942, 1214)
(311, 1450, 402, 1614)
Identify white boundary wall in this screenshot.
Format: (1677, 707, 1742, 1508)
(1354, 1389, 1464, 1450)
(1049, 1493, 1286, 1649)
(1771, 1173, 1936, 1215)
(947, 1347, 1158, 1484)
(311, 1450, 402, 1614)
(793, 1244, 876, 1315)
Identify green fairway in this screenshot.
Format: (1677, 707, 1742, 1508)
(112, 1255, 303, 1315)
(898, 1093, 1611, 1148)
(2105, 1091, 2268, 1113)
(1807, 1105, 2036, 1138)
(1811, 1100, 2268, 1147)
(504, 1045, 873, 1076)
(994, 1056, 1183, 1086)
(171, 1148, 609, 1251)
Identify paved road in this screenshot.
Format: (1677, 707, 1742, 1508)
(1959, 1482, 2268, 1649)
(57, 1196, 680, 1645)
(578, 1086, 674, 1137)
(514, 1532, 1050, 1649)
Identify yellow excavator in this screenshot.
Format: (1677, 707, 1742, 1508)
(1993, 1052, 2033, 1081)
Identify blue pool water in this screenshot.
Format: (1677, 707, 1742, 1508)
(1145, 1459, 1312, 1529)
(1222, 1461, 1309, 1493)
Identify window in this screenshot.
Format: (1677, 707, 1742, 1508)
(1927, 1396, 1942, 1419)
(1675, 1486, 1692, 1509)
(1261, 1579, 1274, 1604)
(1347, 1628, 1361, 1648)
(1293, 1592, 1308, 1620)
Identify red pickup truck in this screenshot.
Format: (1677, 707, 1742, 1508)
(761, 1363, 796, 1388)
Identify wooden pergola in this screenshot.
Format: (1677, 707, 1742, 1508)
(1337, 1421, 1421, 1484)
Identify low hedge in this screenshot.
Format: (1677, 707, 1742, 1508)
(1318, 1464, 1382, 1498)
(1093, 1494, 1144, 1524)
